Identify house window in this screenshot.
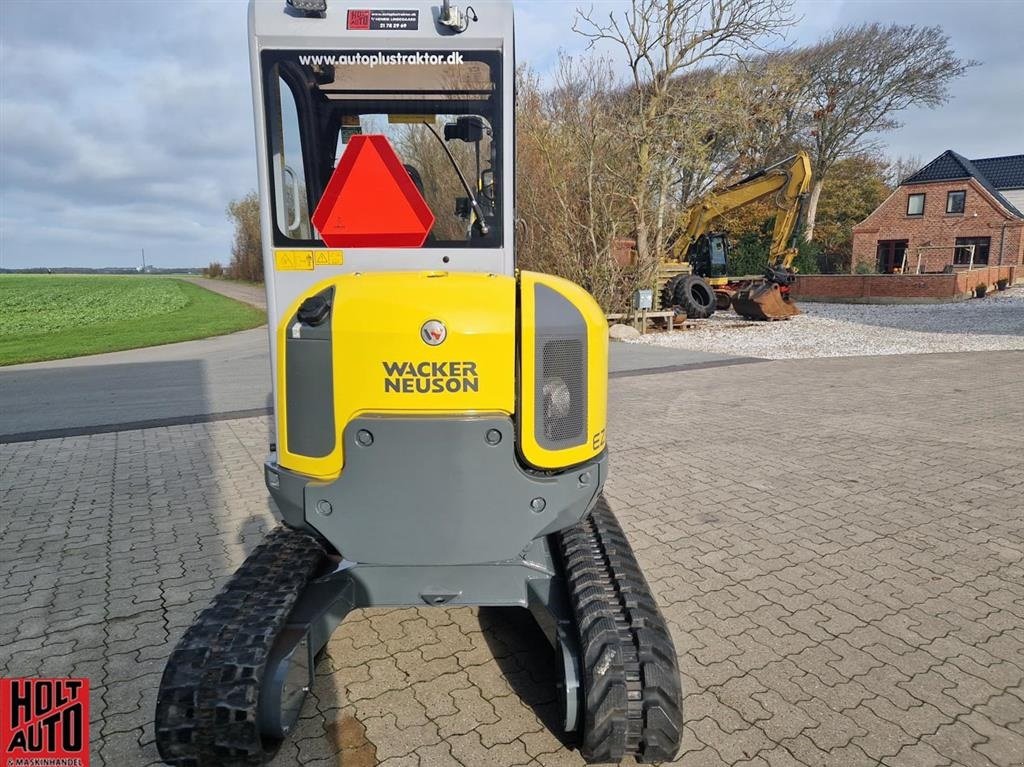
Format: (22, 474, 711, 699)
(907, 193, 925, 216)
(946, 190, 966, 214)
(954, 237, 990, 265)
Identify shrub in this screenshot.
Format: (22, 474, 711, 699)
(854, 261, 874, 275)
(204, 262, 224, 278)
(726, 231, 768, 277)
(793, 239, 821, 275)
(227, 192, 263, 283)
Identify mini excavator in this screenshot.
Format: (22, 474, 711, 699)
(154, 1, 684, 764)
(661, 151, 813, 320)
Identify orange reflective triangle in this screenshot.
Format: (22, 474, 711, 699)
(311, 134, 435, 248)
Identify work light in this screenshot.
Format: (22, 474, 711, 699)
(286, 0, 327, 16)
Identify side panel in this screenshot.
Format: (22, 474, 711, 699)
(284, 286, 336, 458)
(533, 284, 588, 451)
(519, 272, 608, 470)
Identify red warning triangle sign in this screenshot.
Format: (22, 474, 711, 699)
(311, 134, 435, 248)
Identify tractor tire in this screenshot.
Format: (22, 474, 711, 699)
(155, 526, 327, 767)
(557, 496, 683, 763)
(659, 275, 685, 313)
(676, 275, 716, 319)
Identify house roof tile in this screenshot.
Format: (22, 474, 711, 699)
(972, 155, 1024, 189)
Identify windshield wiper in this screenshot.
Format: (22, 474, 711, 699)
(423, 122, 490, 236)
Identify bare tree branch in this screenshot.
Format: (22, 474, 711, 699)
(793, 23, 977, 239)
(572, 0, 795, 286)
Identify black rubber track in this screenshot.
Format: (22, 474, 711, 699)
(155, 526, 327, 767)
(557, 496, 683, 763)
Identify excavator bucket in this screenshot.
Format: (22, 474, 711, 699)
(732, 281, 801, 321)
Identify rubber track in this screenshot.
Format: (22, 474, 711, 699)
(557, 496, 683, 763)
(155, 526, 327, 767)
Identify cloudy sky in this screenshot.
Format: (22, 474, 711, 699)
(1, 0, 1021, 269)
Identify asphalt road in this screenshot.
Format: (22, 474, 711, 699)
(0, 329, 274, 441)
(0, 324, 749, 442)
(0, 274, 752, 440)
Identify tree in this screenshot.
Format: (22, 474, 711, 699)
(713, 154, 888, 273)
(813, 154, 891, 272)
(514, 47, 802, 312)
(886, 154, 923, 187)
(724, 227, 821, 277)
(796, 23, 975, 241)
(665, 57, 806, 208)
(227, 191, 263, 282)
(516, 58, 632, 310)
(573, 0, 794, 287)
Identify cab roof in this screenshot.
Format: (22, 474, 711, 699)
(250, 0, 513, 48)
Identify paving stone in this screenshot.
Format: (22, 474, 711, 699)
(921, 720, 992, 767)
(3, 352, 1023, 765)
(881, 741, 955, 767)
(961, 711, 1024, 765)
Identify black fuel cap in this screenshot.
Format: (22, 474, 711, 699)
(297, 294, 331, 326)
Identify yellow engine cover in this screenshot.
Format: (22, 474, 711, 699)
(277, 271, 516, 479)
(277, 270, 609, 479)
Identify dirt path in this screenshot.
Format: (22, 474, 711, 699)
(184, 277, 266, 309)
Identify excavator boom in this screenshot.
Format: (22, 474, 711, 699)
(670, 152, 812, 320)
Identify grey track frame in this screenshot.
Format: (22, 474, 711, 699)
(262, 413, 605, 735)
(264, 531, 585, 733)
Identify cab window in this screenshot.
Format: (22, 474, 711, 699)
(263, 50, 502, 249)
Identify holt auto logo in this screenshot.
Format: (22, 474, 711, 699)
(420, 319, 446, 346)
(1, 678, 90, 766)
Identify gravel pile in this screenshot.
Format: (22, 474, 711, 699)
(633, 286, 1024, 359)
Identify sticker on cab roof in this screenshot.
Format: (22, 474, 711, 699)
(347, 9, 419, 31)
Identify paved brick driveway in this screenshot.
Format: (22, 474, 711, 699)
(1, 351, 1022, 766)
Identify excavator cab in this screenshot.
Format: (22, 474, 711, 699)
(153, 2, 684, 765)
(688, 232, 730, 280)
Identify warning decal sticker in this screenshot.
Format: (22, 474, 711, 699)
(274, 249, 344, 271)
(1, 678, 90, 766)
(347, 9, 419, 31)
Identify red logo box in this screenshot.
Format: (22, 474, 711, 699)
(1, 678, 90, 766)
(347, 9, 371, 29)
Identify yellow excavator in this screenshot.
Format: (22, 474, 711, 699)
(661, 151, 812, 321)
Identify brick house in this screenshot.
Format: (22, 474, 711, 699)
(852, 151, 1024, 275)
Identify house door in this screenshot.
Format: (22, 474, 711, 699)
(877, 240, 909, 273)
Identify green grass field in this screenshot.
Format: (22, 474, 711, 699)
(0, 276, 266, 366)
